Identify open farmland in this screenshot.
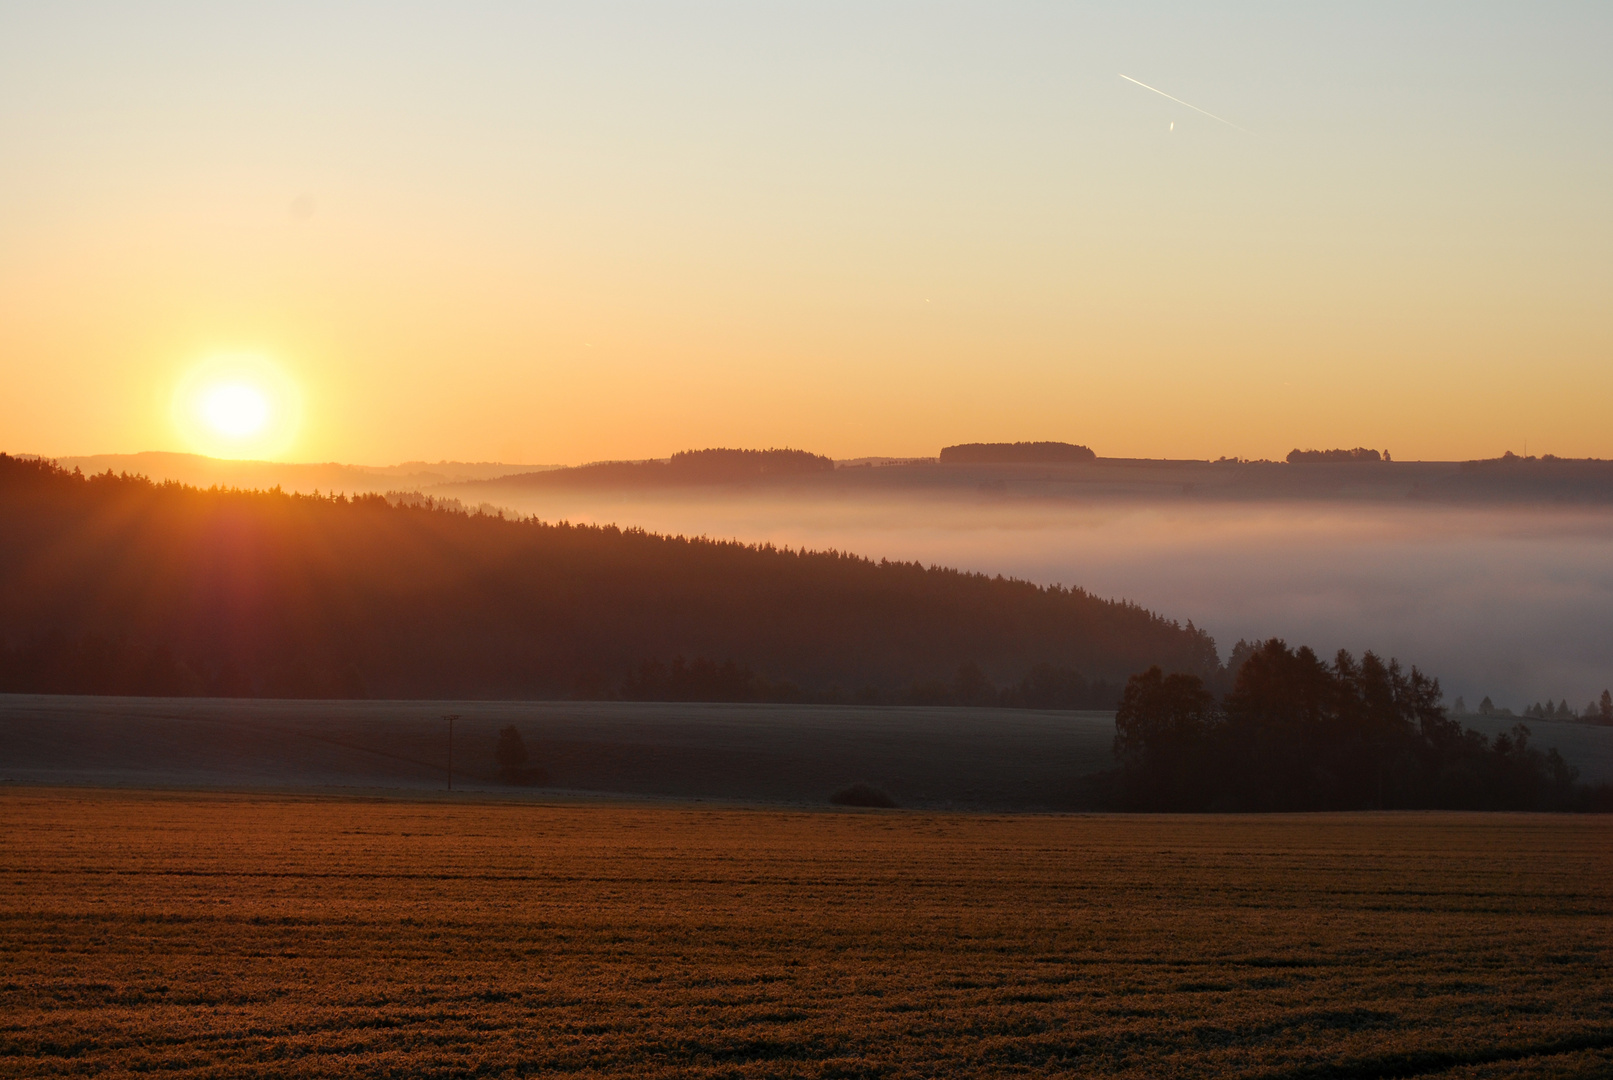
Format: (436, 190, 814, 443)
(4, 695, 1611, 810)
(0, 694, 1121, 809)
(2, 790, 1610, 1078)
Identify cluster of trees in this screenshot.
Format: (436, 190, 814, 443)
(938, 442, 1096, 464)
(1452, 696, 1510, 717)
(0, 454, 1217, 701)
(1523, 692, 1613, 724)
(1452, 691, 1613, 725)
(1112, 639, 1597, 811)
(1286, 448, 1389, 464)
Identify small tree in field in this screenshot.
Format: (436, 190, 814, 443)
(495, 726, 529, 783)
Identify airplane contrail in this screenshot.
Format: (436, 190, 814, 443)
(1118, 73, 1251, 134)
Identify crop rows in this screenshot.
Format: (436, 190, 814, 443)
(1, 790, 1609, 1077)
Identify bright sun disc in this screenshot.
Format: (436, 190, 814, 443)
(172, 354, 302, 459)
(200, 383, 270, 437)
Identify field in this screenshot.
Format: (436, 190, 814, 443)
(2, 789, 1610, 1078)
(4, 695, 1611, 809)
(0, 695, 1122, 808)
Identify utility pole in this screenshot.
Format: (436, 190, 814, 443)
(444, 714, 460, 791)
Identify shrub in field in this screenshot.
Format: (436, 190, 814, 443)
(829, 783, 897, 808)
(494, 725, 545, 785)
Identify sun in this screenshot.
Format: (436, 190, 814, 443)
(173, 354, 302, 459)
(200, 383, 271, 438)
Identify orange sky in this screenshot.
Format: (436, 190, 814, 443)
(3, 4, 1609, 465)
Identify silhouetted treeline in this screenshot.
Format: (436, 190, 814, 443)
(0, 632, 216, 697)
(0, 454, 1217, 701)
(939, 442, 1096, 464)
(899, 661, 1119, 709)
(618, 657, 806, 703)
(1112, 639, 1603, 812)
(1286, 448, 1387, 464)
(495, 447, 835, 488)
(1517, 691, 1613, 724)
(1464, 451, 1611, 470)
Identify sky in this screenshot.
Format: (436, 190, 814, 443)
(2, 2, 1610, 465)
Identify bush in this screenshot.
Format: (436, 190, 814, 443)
(829, 783, 898, 808)
(494, 726, 546, 786)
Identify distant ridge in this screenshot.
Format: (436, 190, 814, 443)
(48, 451, 557, 495)
(939, 442, 1096, 464)
(40, 447, 1613, 505)
(490, 447, 836, 488)
(1421, 452, 1613, 502)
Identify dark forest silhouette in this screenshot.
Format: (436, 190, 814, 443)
(1112, 639, 1601, 811)
(1286, 447, 1387, 463)
(0, 454, 1217, 701)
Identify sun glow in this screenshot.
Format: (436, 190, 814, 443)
(200, 384, 270, 437)
(173, 354, 302, 459)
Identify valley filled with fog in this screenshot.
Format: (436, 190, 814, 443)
(470, 487, 1613, 710)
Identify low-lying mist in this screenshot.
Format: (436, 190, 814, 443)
(471, 488, 1613, 710)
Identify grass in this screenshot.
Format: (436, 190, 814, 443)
(1, 789, 1610, 1078)
(7, 695, 1610, 811)
(0, 694, 1125, 807)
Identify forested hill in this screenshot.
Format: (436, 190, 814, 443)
(489, 447, 836, 488)
(0, 455, 1219, 702)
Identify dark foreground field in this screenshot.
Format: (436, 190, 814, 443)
(2, 790, 1610, 1078)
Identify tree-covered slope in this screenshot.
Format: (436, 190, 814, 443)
(0, 455, 1219, 700)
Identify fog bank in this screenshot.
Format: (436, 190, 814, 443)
(477, 489, 1613, 710)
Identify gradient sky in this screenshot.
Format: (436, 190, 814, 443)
(3, 2, 1609, 464)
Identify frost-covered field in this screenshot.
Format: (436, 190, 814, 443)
(2, 790, 1609, 1078)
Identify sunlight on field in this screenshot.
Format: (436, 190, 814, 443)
(2, 791, 1609, 1078)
